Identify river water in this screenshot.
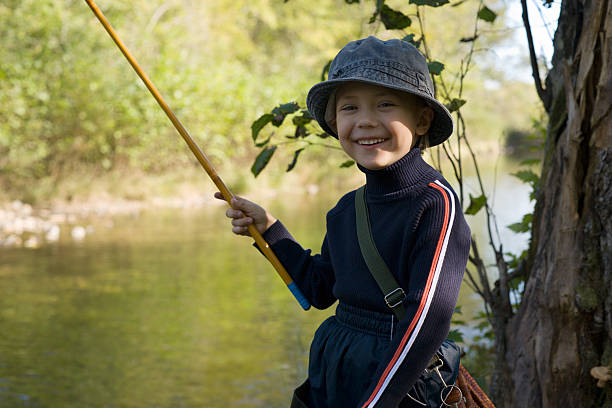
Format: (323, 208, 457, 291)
(0, 156, 532, 407)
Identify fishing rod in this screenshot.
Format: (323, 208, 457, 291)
(84, 0, 310, 311)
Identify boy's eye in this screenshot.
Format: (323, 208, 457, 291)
(339, 105, 357, 111)
(379, 102, 396, 108)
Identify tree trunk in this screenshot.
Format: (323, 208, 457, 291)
(504, 0, 612, 406)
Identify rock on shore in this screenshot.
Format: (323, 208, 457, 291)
(0, 200, 90, 248)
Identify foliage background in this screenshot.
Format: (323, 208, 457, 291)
(0, 0, 542, 205)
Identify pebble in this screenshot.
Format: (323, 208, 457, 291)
(0, 200, 91, 248)
(45, 225, 60, 242)
(71, 226, 86, 241)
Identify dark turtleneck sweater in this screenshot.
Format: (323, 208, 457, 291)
(261, 147, 471, 408)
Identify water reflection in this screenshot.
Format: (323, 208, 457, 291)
(0, 156, 532, 407)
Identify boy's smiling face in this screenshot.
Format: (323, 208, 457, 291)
(331, 82, 434, 170)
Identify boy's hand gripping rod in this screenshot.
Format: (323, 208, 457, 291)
(84, 0, 310, 310)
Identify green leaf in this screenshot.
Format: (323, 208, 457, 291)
(380, 5, 411, 30)
(294, 125, 308, 138)
(251, 113, 273, 141)
(507, 213, 532, 233)
(410, 0, 449, 7)
(369, 0, 385, 23)
(427, 61, 445, 75)
(292, 110, 314, 126)
(465, 193, 486, 215)
(509, 274, 525, 290)
(476, 320, 490, 331)
(445, 98, 466, 113)
(401, 34, 421, 49)
(286, 148, 305, 172)
(251, 146, 277, 177)
(459, 35, 479, 43)
(511, 169, 539, 185)
(519, 158, 540, 166)
(340, 160, 355, 168)
(271, 102, 300, 126)
(447, 329, 464, 343)
(477, 6, 497, 23)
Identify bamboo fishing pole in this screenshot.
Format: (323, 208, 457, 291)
(84, 0, 310, 310)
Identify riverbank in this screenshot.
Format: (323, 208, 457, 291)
(1, 139, 520, 249)
(0, 171, 331, 249)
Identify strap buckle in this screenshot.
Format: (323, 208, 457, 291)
(384, 287, 406, 308)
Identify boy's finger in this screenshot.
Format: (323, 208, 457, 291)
(226, 208, 244, 219)
(214, 192, 227, 201)
(232, 226, 250, 236)
(232, 217, 252, 227)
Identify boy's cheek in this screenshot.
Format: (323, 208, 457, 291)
(328, 118, 338, 134)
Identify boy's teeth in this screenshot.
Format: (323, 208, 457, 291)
(358, 139, 385, 145)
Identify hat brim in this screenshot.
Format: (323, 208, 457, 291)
(306, 77, 454, 147)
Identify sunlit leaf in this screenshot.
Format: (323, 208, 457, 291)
(427, 61, 445, 75)
(251, 113, 273, 141)
(465, 193, 486, 215)
(445, 98, 466, 112)
(477, 6, 497, 23)
(251, 146, 277, 177)
(507, 213, 532, 233)
(340, 160, 355, 168)
(519, 158, 540, 166)
(287, 148, 305, 172)
(512, 169, 539, 185)
(380, 5, 411, 30)
(410, 0, 449, 7)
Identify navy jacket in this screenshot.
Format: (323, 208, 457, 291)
(262, 147, 471, 407)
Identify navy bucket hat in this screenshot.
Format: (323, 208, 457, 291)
(306, 36, 454, 147)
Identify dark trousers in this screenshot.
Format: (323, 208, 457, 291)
(291, 303, 396, 408)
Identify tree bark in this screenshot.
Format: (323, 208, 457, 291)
(504, 0, 612, 406)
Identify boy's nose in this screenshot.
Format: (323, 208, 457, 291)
(356, 110, 379, 128)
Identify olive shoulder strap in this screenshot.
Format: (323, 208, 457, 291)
(354, 186, 407, 320)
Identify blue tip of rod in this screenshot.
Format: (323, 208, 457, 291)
(287, 281, 311, 311)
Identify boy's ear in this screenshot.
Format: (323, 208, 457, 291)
(415, 107, 434, 136)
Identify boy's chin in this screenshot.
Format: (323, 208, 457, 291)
(357, 159, 396, 170)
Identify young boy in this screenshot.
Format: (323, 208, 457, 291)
(216, 36, 471, 408)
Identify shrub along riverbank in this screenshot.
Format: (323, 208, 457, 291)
(2, 1, 542, 209)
